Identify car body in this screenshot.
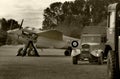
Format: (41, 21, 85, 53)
(72, 34, 106, 64)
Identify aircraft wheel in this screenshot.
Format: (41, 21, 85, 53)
(107, 51, 119, 79)
(64, 50, 71, 56)
(72, 55, 78, 64)
(17, 48, 24, 56)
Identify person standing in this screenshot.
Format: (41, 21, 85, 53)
(17, 30, 40, 57)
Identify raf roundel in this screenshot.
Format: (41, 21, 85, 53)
(71, 41, 79, 48)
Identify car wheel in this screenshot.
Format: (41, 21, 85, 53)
(72, 55, 78, 64)
(107, 51, 119, 79)
(89, 58, 94, 63)
(88, 54, 94, 63)
(98, 53, 103, 65)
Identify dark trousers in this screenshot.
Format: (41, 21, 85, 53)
(22, 40, 39, 56)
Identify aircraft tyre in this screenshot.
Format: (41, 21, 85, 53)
(72, 55, 78, 64)
(107, 51, 120, 79)
(64, 50, 71, 56)
(98, 53, 103, 65)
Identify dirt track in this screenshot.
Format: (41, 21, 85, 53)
(0, 45, 107, 79)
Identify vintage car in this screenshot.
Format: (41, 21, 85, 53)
(72, 34, 106, 65)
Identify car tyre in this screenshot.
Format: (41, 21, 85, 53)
(88, 54, 94, 64)
(98, 53, 103, 65)
(72, 55, 78, 64)
(107, 51, 119, 79)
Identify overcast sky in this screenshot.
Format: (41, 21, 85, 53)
(0, 0, 74, 28)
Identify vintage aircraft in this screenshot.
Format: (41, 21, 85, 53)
(7, 27, 80, 56)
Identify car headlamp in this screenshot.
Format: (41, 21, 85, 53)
(91, 50, 101, 57)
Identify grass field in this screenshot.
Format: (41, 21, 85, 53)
(0, 45, 107, 79)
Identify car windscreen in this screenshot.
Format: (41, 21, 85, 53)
(81, 36, 101, 43)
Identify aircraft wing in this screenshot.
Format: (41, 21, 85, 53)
(37, 30, 63, 41)
(7, 28, 80, 49)
(36, 30, 80, 49)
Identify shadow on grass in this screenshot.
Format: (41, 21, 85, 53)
(75, 61, 107, 65)
(39, 55, 67, 57)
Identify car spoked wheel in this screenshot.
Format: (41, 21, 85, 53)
(17, 48, 24, 56)
(72, 55, 78, 64)
(107, 53, 112, 79)
(89, 54, 94, 63)
(98, 53, 103, 65)
(71, 41, 79, 48)
(107, 51, 119, 79)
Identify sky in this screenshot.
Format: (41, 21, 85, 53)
(0, 0, 75, 28)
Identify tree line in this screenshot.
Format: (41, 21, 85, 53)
(0, 18, 20, 46)
(42, 0, 120, 37)
(1, 18, 20, 31)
